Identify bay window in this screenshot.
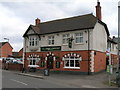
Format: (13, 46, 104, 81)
(29, 37, 39, 46)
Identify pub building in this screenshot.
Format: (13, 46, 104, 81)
(23, 1, 117, 74)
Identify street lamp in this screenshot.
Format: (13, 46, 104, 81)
(3, 38, 9, 42)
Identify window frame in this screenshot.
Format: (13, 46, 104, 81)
(28, 56, 40, 65)
(62, 34, 70, 45)
(63, 56, 80, 69)
(29, 36, 39, 46)
(75, 32, 84, 44)
(48, 35, 54, 45)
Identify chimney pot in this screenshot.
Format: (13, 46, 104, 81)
(35, 18, 40, 25)
(96, 1, 102, 20)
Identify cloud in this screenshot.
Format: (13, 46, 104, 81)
(0, 0, 119, 51)
(0, 3, 28, 51)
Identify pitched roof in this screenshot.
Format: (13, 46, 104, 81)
(108, 37, 117, 44)
(12, 52, 19, 57)
(0, 42, 7, 48)
(23, 14, 110, 37)
(0, 42, 13, 49)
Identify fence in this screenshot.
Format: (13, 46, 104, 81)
(2, 63, 23, 71)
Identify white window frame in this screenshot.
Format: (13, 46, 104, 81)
(48, 36, 54, 45)
(62, 34, 70, 45)
(29, 37, 39, 46)
(28, 57, 40, 65)
(75, 32, 83, 44)
(63, 56, 80, 69)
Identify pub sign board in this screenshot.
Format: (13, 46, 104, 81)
(41, 46, 61, 51)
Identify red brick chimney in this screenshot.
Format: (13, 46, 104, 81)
(35, 18, 40, 25)
(96, 0, 102, 20)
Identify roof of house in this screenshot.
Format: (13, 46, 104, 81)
(0, 42, 13, 49)
(108, 37, 117, 44)
(0, 42, 7, 48)
(19, 48, 23, 52)
(112, 38, 120, 43)
(12, 52, 19, 57)
(23, 14, 110, 37)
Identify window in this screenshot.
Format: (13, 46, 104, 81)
(56, 61, 60, 68)
(64, 56, 80, 69)
(62, 34, 70, 44)
(28, 56, 40, 65)
(48, 36, 54, 45)
(112, 44, 114, 51)
(75, 32, 83, 43)
(40, 61, 45, 67)
(29, 37, 39, 46)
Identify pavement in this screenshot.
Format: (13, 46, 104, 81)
(3, 69, 119, 88)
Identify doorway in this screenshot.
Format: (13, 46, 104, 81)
(47, 55, 54, 69)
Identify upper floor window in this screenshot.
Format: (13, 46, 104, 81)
(62, 34, 70, 44)
(29, 37, 39, 46)
(75, 32, 83, 43)
(112, 43, 115, 51)
(48, 36, 54, 45)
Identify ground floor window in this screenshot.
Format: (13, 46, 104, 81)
(56, 61, 60, 68)
(40, 61, 45, 67)
(63, 56, 81, 69)
(28, 55, 40, 65)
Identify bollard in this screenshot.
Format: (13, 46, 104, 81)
(44, 69, 49, 76)
(116, 72, 120, 87)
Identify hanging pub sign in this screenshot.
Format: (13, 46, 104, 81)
(41, 46, 61, 51)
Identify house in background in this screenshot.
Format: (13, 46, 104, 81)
(0, 42, 13, 58)
(23, 1, 117, 74)
(12, 48, 23, 58)
(107, 36, 118, 67)
(18, 48, 23, 58)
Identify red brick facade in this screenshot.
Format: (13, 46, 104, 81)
(18, 48, 23, 57)
(24, 50, 111, 74)
(0, 42, 13, 58)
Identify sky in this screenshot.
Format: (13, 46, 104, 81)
(0, 0, 119, 51)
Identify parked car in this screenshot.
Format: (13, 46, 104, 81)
(15, 58, 23, 64)
(5, 57, 23, 64)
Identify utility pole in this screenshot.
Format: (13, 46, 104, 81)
(116, 1, 120, 87)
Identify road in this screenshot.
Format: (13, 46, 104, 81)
(2, 70, 77, 88)
(2, 70, 119, 90)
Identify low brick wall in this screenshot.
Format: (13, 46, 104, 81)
(2, 63, 23, 71)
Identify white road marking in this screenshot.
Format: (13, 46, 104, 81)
(81, 85, 98, 88)
(10, 79, 28, 86)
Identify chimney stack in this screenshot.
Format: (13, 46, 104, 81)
(96, 0, 102, 20)
(35, 18, 40, 25)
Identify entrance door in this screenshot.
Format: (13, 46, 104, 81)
(47, 55, 54, 69)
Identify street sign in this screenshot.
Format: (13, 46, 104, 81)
(106, 65, 113, 74)
(41, 46, 61, 51)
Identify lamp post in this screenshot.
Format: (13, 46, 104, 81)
(3, 38, 9, 42)
(116, 2, 120, 87)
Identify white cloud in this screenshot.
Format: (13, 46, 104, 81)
(0, 0, 119, 51)
(0, 3, 28, 51)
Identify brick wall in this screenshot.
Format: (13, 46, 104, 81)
(24, 50, 109, 73)
(1, 43, 13, 57)
(24, 51, 89, 72)
(94, 51, 106, 72)
(2, 63, 23, 71)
